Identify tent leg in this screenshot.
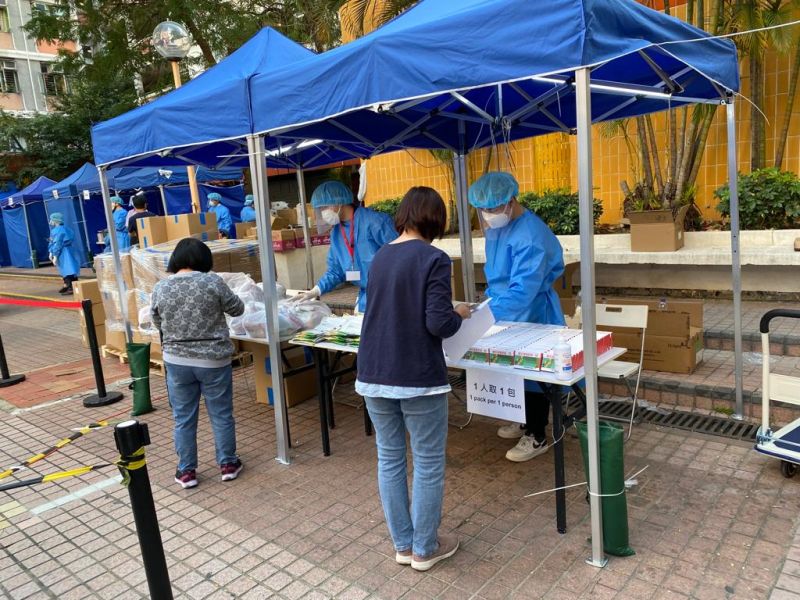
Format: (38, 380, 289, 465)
(726, 100, 744, 420)
(453, 136, 475, 302)
(98, 167, 132, 342)
(21, 202, 36, 269)
(296, 169, 314, 288)
(575, 67, 606, 569)
(77, 197, 93, 267)
(247, 134, 291, 465)
(159, 185, 168, 216)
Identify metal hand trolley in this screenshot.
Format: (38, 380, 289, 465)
(755, 309, 800, 478)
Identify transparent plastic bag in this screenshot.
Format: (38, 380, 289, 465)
(243, 307, 268, 339)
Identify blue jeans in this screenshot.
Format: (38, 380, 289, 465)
(365, 394, 448, 557)
(166, 363, 237, 471)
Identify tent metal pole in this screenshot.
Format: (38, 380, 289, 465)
(21, 202, 36, 269)
(453, 121, 476, 303)
(295, 169, 315, 288)
(726, 100, 744, 420)
(98, 167, 132, 342)
(575, 67, 606, 569)
(77, 196, 93, 266)
(247, 134, 291, 465)
(159, 185, 168, 215)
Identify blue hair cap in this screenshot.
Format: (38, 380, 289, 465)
(468, 172, 519, 209)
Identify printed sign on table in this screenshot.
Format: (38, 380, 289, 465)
(466, 367, 526, 423)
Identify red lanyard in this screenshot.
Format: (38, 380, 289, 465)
(339, 210, 356, 261)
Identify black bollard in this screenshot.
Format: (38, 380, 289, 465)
(114, 420, 173, 600)
(81, 299, 123, 407)
(0, 333, 25, 387)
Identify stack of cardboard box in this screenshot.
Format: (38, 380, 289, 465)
(591, 297, 703, 374)
(237, 339, 317, 407)
(137, 212, 219, 249)
(73, 280, 106, 348)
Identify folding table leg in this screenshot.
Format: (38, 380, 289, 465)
(549, 385, 567, 534)
(314, 348, 330, 456)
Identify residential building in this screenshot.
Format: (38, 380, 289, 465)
(0, 0, 74, 114)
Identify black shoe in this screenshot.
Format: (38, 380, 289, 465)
(58, 285, 69, 293)
(59, 288, 73, 295)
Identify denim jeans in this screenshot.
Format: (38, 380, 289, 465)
(365, 394, 448, 557)
(165, 362, 237, 471)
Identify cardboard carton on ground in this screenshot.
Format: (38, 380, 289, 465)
(235, 222, 253, 239)
(274, 209, 298, 225)
(629, 205, 690, 252)
(165, 212, 218, 241)
(137, 216, 169, 248)
(94, 252, 135, 292)
(272, 229, 296, 252)
(238, 340, 316, 407)
(596, 296, 704, 374)
(105, 328, 127, 352)
(80, 323, 105, 349)
(73, 279, 102, 305)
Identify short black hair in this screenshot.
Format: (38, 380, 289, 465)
(167, 237, 213, 274)
(394, 186, 447, 241)
(131, 192, 147, 209)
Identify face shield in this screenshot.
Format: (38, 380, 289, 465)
(314, 205, 342, 234)
(477, 201, 513, 233)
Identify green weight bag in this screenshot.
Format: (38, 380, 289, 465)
(575, 420, 635, 557)
(126, 342, 153, 416)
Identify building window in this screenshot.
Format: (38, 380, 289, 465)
(1, 60, 19, 94)
(31, 2, 67, 18)
(41, 63, 68, 96)
(0, 7, 10, 33)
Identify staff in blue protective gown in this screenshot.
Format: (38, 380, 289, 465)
(240, 194, 256, 223)
(104, 196, 131, 252)
(469, 171, 565, 463)
(292, 180, 397, 313)
(48, 213, 81, 295)
(208, 193, 233, 238)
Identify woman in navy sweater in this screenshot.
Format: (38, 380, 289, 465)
(357, 187, 471, 572)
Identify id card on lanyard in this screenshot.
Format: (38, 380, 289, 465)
(341, 212, 361, 281)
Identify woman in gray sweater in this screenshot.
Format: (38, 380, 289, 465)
(151, 238, 245, 489)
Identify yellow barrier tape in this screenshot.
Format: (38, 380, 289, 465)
(116, 448, 146, 487)
(41, 465, 97, 483)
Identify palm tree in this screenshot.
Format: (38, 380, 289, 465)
(338, 0, 418, 41)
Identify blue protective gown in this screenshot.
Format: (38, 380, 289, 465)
(317, 207, 398, 312)
(104, 207, 131, 252)
(48, 224, 81, 277)
(240, 206, 256, 222)
(210, 203, 233, 237)
(485, 210, 565, 393)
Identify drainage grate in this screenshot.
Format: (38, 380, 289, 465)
(597, 399, 759, 442)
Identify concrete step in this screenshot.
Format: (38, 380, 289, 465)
(704, 327, 800, 357)
(598, 348, 800, 426)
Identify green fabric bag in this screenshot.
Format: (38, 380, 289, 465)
(126, 342, 153, 416)
(575, 420, 635, 557)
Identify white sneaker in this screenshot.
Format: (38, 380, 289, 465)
(497, 422, 525, 439)
(505, 435, 548, 462)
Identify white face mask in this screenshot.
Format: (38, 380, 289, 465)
(321, 208, 341, 226)
(482, 205, 511, 229)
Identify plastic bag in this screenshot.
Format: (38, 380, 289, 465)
(284, 300, 332, 331)
(243, 308, 268, 338)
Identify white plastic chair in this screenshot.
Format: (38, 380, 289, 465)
(594, 303, 649, 439)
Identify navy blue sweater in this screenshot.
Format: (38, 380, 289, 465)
(358, 239, 462, 387)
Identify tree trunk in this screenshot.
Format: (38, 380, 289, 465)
(750, 52, 766, 170)
(687, 109, 717, 194)
(696, 0, 705, 29)
(675, 107, 698, 202)
(645, 115, 664, 202)
(182, 13, 217, 66)
(668, 108, 677, 203)
(636, 116, 654, 196)
(775, 37, 800, 169)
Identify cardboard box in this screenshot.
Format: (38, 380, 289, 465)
(105, 328, 127, 352)
(274, 208, 298, 225)
(137, 216, 169, 248)
(132, 330, 162, 358)
(165, 212, 218, 241)
(80, 323, 105, 349)
(596, 296, 703, 373)
(272, 229, 297, 252)
(295, 203, 315, 228)
(612, 328, 703, 374)
(239, 340, 316, 407)
(94, 252, 135, 292)
(270, 215, 289, 230)
(73, 279, 102, 305)
(235, 222, 253, 240)
(629, 205, 690, 252)
(100, 289, 140, 328)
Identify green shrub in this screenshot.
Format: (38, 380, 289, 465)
(517, 189, 603, 235)
(715, 168, 800, 230)
(369, 197, 402, 218)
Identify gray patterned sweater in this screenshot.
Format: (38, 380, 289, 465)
(151, 271, 244, 367)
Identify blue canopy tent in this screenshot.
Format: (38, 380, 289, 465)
(92, 2, 742, 559)
(3, 177, 57, 268)
(0, 185, 17, 267)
